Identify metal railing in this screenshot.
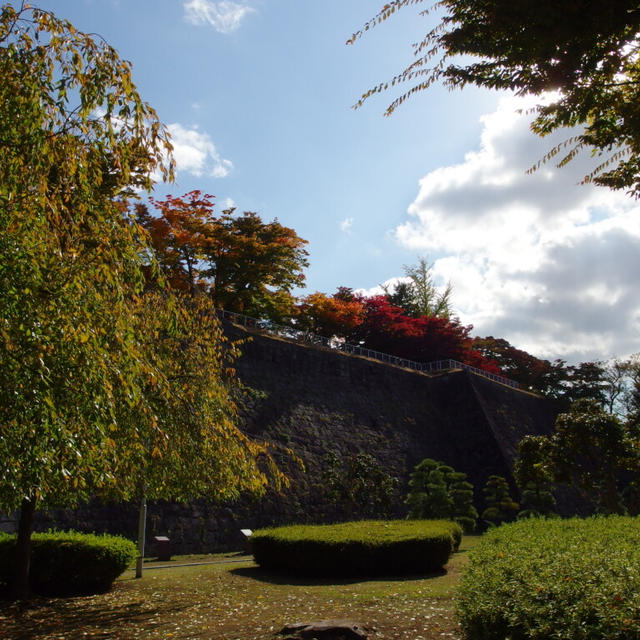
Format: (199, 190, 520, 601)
(218, 309, 519, 389)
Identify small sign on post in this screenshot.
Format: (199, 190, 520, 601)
(153, 535, 171, 561)
(240, 529, 253, 554)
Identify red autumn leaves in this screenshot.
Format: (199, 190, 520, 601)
(137, 191, 498, 374)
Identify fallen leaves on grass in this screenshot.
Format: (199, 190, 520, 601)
(0, 542, 477, 639)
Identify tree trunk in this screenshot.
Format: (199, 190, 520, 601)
(11, 496, 36, 600)
(135, 488, 147, 578)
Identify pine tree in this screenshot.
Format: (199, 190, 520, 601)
(513, 436, 556, 518)
(406, 458, 477, 531)
(406, 459, 453, 520)
(517, 482, 556, 519)
(481, 476, 519, 526)
(447, 471, 478, 533)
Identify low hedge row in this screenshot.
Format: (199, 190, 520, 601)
(251, 519, 462, 576)
(0, 531, 136, 596)
(457, 517, 640, 640)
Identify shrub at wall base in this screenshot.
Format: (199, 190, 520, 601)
(0, 531, 136, 597)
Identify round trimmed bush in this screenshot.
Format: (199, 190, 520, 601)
(251, 519, 461, 577)
(0, 531, 136, 596)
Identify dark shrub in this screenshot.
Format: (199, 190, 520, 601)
(251, 519, 461, 577)
(0, 531, 136, 596)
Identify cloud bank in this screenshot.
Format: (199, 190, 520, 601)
(183, 0, 255, 34)
(395, 95, 640, 362)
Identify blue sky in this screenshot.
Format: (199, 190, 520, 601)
(33, 1, 640, 362)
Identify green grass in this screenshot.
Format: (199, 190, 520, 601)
(0, 537, 480, 639)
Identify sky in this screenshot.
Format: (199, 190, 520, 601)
(31, 0, 640, 364)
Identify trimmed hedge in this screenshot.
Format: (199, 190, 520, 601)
(457, 517, 640, 640)
(251, 519, 461, 576)
(0, 531, 136, 596)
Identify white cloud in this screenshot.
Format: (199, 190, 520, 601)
(167, 123, 233, 178)
(395, 95, 640, 363)
(221, 197, 236, 210)
(183, 0, 255, 34)
(339, 217, 354, 233)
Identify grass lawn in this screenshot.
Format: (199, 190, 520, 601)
(0, 537, 479, 639)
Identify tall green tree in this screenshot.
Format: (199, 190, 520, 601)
(550, 400, 631, 515)
(0, 4, 273, 599)
(406, 459, 453, 520)
(320, 452, 399, 519)
(349, 0, 640, 195)
(513, 436, 556, 518)
(385, 258, 452, 319)
(513, 399, 640, 516)
(0, 2, 170, 598)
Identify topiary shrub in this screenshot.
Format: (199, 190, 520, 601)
(405, 458, 477, 533)
(457, 517, 640, 639)
(0, 531, 136, 597)
(251, 519, 461, 577)
(481, 475, 518, 526)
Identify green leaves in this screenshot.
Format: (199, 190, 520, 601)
(457, 517, 640, 639)
(406, 458, 478, 531)
(351, 0, 640, 195)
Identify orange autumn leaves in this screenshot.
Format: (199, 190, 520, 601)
(135, 191, 499, 375)
(134, 191, 309, 322)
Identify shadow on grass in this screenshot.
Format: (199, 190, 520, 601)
(0, 583, 184, 640)
(230, 565, 447, 586)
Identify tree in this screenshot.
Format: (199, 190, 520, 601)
(563, 362, 608, 408)
(481, 476, 518, 526)
(118, 292, 284, 575)
(349, 1, 640, 196)
(296, 289, 365, 337)
(513, 436, 556, 518)
(601, 355, 640, 417)
(384, 281, 416, 317)
(295, 289, 499, 373)
(447, 469, 477, 533)
(0, 4, 272, 599)
(352, 295, 499, 371)
(406, 458, 477, 531)
(512, 399, 640, 516)
(472, 337, 566, 394)
(321, 452, 399, 519)
(134, 194, 213, 295)
(406, 458, 453, 520)
(550, 399, 631, 514)
(400, 257, 452, 319)
(0, 2, 170, 598)
(137, 191, 309, 321)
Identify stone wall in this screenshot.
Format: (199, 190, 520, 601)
(24, 323, 556, 553)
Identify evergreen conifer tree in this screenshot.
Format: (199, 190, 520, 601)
(481, 475, 519, 526)
(406, 458, 477, 531)
(447, 470, 478, 532)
